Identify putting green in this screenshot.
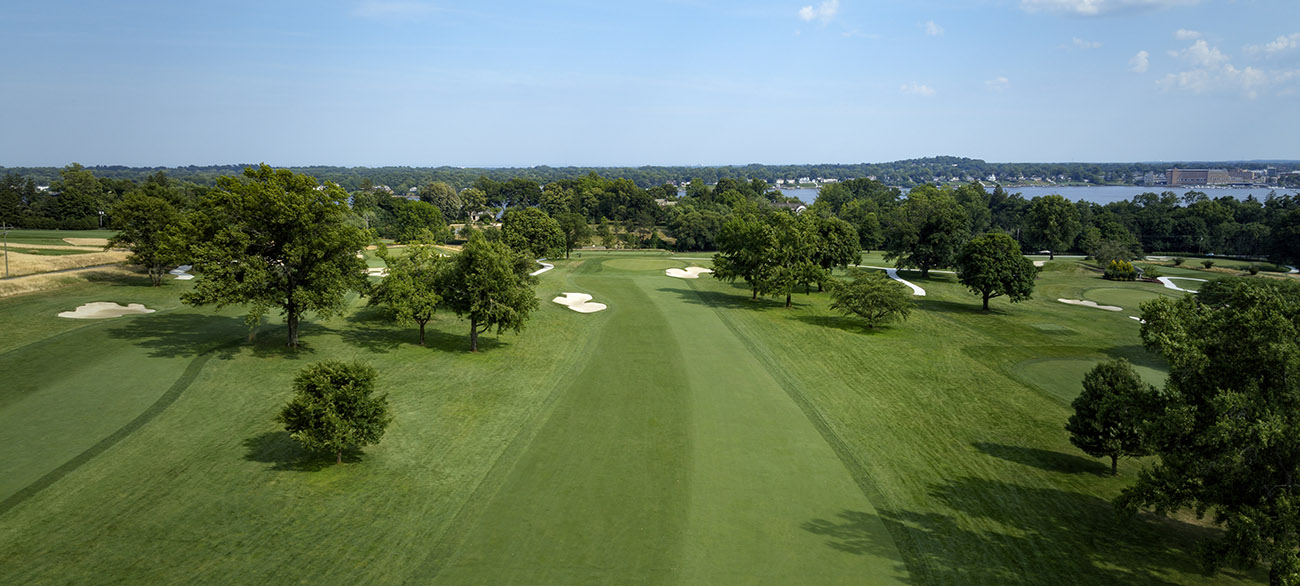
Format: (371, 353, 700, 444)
(599, 258, 682, 272)
(1013, 358, 1168, 404)
(430, 257, 907, 584)
(1082, 287, 1175, 310)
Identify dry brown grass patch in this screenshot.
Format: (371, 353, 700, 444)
(3, 250, 129, 278)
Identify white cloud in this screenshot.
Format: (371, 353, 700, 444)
(1248, 32, 1300, 54)
(1174, 29, 1201, 40)
(798, 0, 840, 24)
(1169, 39, 1228, 68)
(925, 21, 944, 36)
(1129, 50, 1150, 73)
(1073, 37, 1102, 49)
(1159, 39, 1298, 99)
(900, 82, 936, 97)
(1019, 0, 1198, 16)
(985, 76, 1011, 91)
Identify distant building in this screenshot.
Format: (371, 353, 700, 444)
(1168, 169, 1210, 186)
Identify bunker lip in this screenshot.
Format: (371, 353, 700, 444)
(1057, 298, 1122, 312)
(666, 267, 713, 279)
(552, 292, 606, 313)
(57, 302, 156, 319)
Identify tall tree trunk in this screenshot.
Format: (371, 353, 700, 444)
(785, 291, 792, 308)
(752, 287, 758, 300)
(1049, 250, 1055, 260)
(920, 267, 930, 279)
(337, 449, 343, 465)
(418, 321, 426, 346)
(1110, 455, 1118, 476)
(983, 294, 990, 311)
(286, 304, 299, 348)
(470, 317, 479, 352)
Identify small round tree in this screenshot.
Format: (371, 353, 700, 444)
(1065, 359, 1153, 475)
(828, 270, 913, 328)
(278, 361, 392, 465)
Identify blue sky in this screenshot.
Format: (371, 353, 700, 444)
(1, 0, 1296, 167)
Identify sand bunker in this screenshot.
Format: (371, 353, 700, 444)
(1058, 298, 1122, 312)
(58, 302, 155, 319)
(552, 292, 607, 313)
(169, 265, 194, 280)
(666, 266, 713, 279)
(365, 267, 389, 277)
(531, 260, 554, 276)
(1033, 260, 1047, 267)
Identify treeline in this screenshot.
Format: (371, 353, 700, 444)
(4, 156, 1296, 193)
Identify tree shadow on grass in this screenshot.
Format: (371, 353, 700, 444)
(806, 476, 1254, 585)
(791, 314, 891, 336)
(655, 285, 787, 311)
(242, 430, 365, 472)
(106, 312, 248, 359)
(972, 442, 1111, 476)
(914, 298, 1009, 316)
(338, 308, 506, 354)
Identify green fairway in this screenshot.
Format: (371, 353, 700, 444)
(1081, 286, 1179, 310)
(0, 255, 1266, 584)
(2, 229, 116, 247)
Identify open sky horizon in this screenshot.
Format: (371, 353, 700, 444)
(2, 1, 1297, 168)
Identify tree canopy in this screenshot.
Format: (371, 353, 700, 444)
(828, 270, 913, 328)
(368, 243, 443, 346)
(1118, 278, 1300, 583)
(182, 164, 369, 347)
(884, 186, 969, 278)
(105, 190, 184, 286)
(1023, 194, 1081, 259)
(955, 232, 1036, 310)
(438, 232, 539, 352)
(277, 360, 391, 465)
(501, 207, 565, 259)
(1065, 359, 1154, 475)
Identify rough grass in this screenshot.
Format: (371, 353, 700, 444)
(1, 249, 128, 278)
(0, 254, 1267, 585)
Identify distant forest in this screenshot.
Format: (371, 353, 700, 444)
(4, 156, 1298, 192)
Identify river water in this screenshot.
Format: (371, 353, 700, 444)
(779, 185, 1297, 205)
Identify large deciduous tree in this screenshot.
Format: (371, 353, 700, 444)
(712, 213, 775, 300)
(368, 243, 443, 346)
(1065, 359, 1154, 475)
(555, 212, 592, 259)
(829, 270, 913, 328)
(884, 186, 969, 278)
(1024, 194, 1081, 260)
(955, 232, 1037, 310)
(183, 164, 368, 348)
(277, 360, 391, 465)
(105, 191, 185, 286)
(1118, 278, 1300, 583)
(811, 215, 862, 288)
(501, 207, 565, 259)
(438, 232, 539, 352)
(418, 181, 462, 222)
(761, 212, 829, 308)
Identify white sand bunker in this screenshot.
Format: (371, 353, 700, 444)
(169, 264, 194, 280)
(58, 302, 156, 319)
(365, 267, 389, 277)
(1033, 260, 1047, 267)
(666, 266, 713, 279)
(1058, 298, 1122, 312)
(552, 292, 607, 313)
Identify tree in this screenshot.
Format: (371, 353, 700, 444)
(810, 215, 862, 289)
(438, 232, 539, 352)
(1024, 194, 1081, 260)
(368, 243, 443, 346)
(1118, 278, 1300, 583)
(183, 165, 368, 348)
(884, 187, 969, 278)
(105, 191, 185, 286)
(419, 181, 462, 221)
(555, 212, 592, 259)
(955, 232, 1037, 310)
(760, 212, 829, 308)
(501, 207, 565, 259)
(828, 270, 913, 328)
(54, 163, 105, 228)
(460, 187, 488, 223)
(712, 214, 775, 300)
(388, 198, 448, 243)
(277, 360, 391, 465)
(1065, 359, 1154, 475)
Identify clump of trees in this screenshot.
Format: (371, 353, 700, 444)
(278, 360, 391, 465)
(1103, 259, 1139, 281)
(1117, 278, 1300, 583)
(436, 232, 540, 352)
(712, 210, 858, 307)
(182, 165, 369, 348)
